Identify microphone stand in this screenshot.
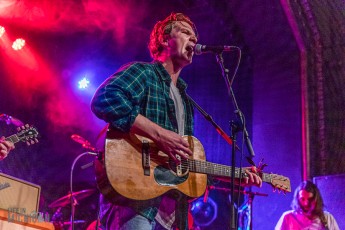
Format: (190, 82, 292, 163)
(214, 51, 255, 230)
(187, 95, 237, 148)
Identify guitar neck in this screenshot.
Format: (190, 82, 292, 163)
(188, 159, 271, 183)
(5, 134, 19, 144)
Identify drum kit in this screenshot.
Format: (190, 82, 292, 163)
(48, 134, 101, 230)
(49, 188, 104, 230)
(49, 189, 96, 229)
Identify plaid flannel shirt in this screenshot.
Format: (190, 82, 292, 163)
(91, 61, 194, 227)
(92, 61, 193, 135)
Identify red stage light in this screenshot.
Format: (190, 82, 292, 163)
(12, 38, 26, 50)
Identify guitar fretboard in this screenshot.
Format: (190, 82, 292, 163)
(261, 173, 272, 183)
(188, 159, 272, 183)
(5, 135, 19, 144)
(188, 159, 242, 178)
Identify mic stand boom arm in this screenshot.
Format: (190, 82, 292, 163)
(186, 94, 238, 148)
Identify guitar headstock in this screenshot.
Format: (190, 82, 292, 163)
(16, 124, 39, 145)
(269, 173, 291, 193)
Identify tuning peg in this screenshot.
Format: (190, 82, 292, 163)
(18, 124, 28, 131)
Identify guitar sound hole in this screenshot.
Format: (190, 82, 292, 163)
(153, 160, 189, 186)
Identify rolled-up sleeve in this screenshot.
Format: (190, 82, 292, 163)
(91, 63, 147, 132)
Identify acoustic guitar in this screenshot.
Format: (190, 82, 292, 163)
(95, 130, 291, 202)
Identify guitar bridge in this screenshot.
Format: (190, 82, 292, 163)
(142, 140, 150, 176)
(175, 155, 182, 177)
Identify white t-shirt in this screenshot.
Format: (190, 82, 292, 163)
(275, 210, 340, 230)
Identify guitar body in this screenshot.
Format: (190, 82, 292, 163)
(95, 130, 207, 202)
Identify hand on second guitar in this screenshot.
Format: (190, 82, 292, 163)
(0, 136, 15, 160)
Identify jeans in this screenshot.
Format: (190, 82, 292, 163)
(99, 195, 187, 230)
(120, 214, 156, 230)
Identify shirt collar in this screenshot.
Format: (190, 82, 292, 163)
(153, 61, 188, 91)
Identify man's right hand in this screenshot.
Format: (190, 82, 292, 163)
(154, 128, 193, 163)
(130, 114, 193, 163)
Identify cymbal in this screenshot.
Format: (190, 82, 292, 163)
(49, 189, 96, 208)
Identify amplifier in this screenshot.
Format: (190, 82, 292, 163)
(313, 174, 345, 230)
(0, 209, 54, 229)
(0, 173, 41, 213)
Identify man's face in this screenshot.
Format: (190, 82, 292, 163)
(298, 189, 316, 214)
(166, 21, 197, 67)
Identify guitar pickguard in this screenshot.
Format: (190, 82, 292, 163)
(154, 165, 188, 186)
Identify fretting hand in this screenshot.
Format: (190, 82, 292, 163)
(0, 136, 15, 160)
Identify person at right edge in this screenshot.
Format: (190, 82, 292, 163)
(275, 180, 340, 230)
(91, 12, 262, 230)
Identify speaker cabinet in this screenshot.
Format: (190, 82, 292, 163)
(0, 173, 40, 213)
(0, 173, 54, 229)
(313, 174, 345, 230)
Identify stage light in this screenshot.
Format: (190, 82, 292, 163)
(78, 77, 90, 89)
(12, 38, 26, 50)
(0, 26, 5, 38)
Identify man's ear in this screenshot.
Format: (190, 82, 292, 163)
(161, 40, 169, 48)
(160, 35, 169, 47)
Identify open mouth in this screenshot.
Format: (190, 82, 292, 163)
(186, 45, 194, 53)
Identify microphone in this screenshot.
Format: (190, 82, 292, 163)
(194, 44, 235, 55)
